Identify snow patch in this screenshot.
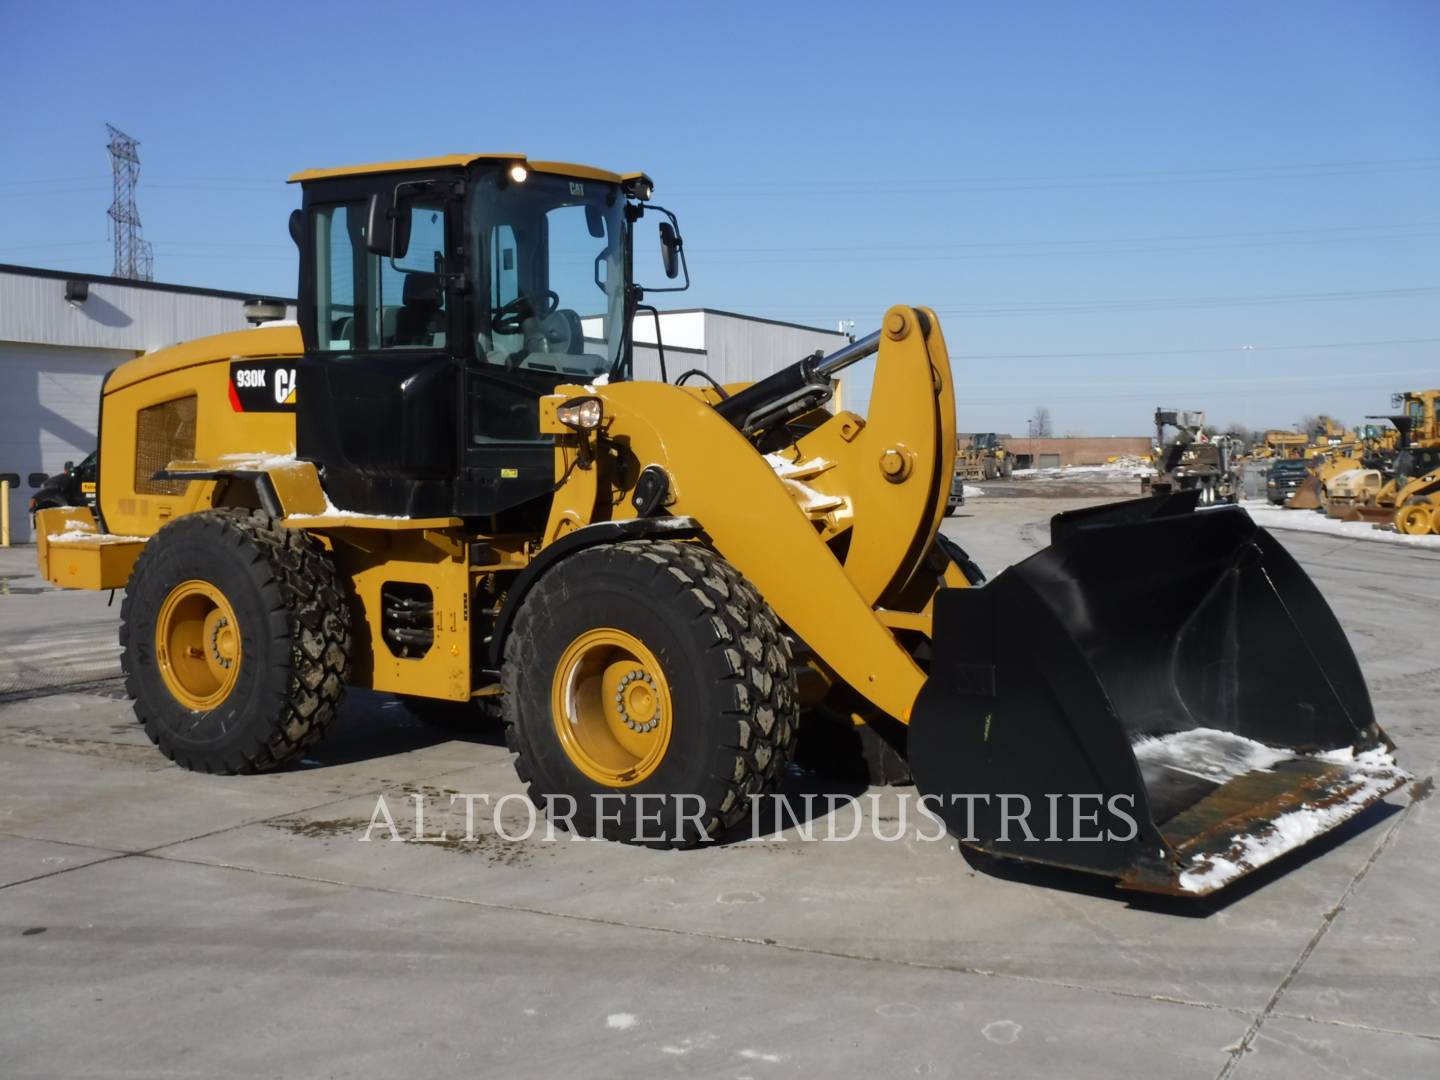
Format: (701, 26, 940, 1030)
(47, 531, 147, 544)
(1243, 501, 1440, 549)
(1132, 729, 1290, 784)
(1169, 741, 1408, 894)
(605, 1013, 636, 1031)
(1013, 458, 1155, 480)
(285, 489, 411, 523)
(216, 451, 299, 471)
(765, 453, 844, 513)
(962, 485, 986, 498)
(47, 519, 146, 544)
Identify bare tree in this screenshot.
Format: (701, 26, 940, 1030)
(1031, 406, 1053, 438)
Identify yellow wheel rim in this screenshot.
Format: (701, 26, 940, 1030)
(1398, 504, 1433, 536)
(550, 628, 673, 786)
(155, 579, 242, 711)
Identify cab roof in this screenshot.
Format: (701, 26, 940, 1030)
(287, 154, 651, 189)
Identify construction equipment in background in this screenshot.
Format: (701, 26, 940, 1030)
(1353, 423, 1400, 472)
(28, 451, 99, 517)
(1371, 389, 1440, 453)
(1324, 389, 1440, 534)
(1253, 429, 1308, 460)
(955, 432, 1013, 481)
(1287, 439, 1368, 511)
(943, 469, 966, 517)
(31, 152, 1406, 897)
(1302, 415, 1349, 458)
(1325, 450, 1440, 534)
(1145, 409, 1239, 505)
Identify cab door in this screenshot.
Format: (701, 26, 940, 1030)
(296, 187, 463, 517)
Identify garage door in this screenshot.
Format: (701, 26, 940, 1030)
(0, 341, 134, 543)
(1038, 453, 1062, 469)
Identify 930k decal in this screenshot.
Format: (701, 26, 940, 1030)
(228, 360, 298, 412)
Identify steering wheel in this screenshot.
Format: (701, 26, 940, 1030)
(491, 291, 560, 335)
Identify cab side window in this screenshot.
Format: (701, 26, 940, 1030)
(378, 202, 447, 349)
(314, 204, 362, 351)
(312, 199, 448, 353)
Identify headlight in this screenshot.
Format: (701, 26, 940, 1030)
(557, 397, 603, 430)
(509, 164, 528, 183)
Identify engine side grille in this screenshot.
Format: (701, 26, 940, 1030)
(133, 395, 197, 496)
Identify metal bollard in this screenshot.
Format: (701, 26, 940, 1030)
(1, 478, 9, 547)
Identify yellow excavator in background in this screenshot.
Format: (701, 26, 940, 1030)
(31, 152, 1405, 896)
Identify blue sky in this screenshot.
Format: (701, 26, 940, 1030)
(2, 0, 1436, 435)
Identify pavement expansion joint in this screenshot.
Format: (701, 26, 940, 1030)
(1213, 794, 1419, 1079)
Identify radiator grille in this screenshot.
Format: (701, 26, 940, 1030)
(134, 395, 197, 495)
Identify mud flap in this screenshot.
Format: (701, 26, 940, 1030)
(909, 494, 1408, 896)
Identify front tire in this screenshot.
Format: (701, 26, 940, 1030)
(501, 540, 798, 846)
(120, 509, 352, 773)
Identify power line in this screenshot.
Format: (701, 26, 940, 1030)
(952, 337, 1440, 361)
(699, 220, 1440, 255)
(668, 156, 1440, 196)
(697, 231, 1440, 265)
(709, 285, 1440, 319)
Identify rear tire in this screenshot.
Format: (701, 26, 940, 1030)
(501, 540, 798, 846)
(120, 509, 352, 774)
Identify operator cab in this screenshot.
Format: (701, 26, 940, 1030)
(288, 154, 685, 524)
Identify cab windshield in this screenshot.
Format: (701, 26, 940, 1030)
(469, 170, 626, 379)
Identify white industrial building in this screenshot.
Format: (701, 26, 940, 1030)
(0, 263, 846, 543)
(593, 309, 848, 387)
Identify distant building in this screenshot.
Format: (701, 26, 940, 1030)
(1006, 435, 1153, 470)
(1, 265, 846, 542)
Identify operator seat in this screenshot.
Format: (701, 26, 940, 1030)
(540, 309, 586, 354)
(394, 272, 445, 347)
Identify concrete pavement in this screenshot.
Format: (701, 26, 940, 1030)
(0, 499, 1435, 1078)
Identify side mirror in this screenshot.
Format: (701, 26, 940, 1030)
(659, 221, 682, 280)
(64, 461, 74, 472)
(365, 191, 412, 259)
(288, 208, 304, 248)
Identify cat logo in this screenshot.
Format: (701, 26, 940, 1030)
(228, 360, 298, 412)
(274, 367, 297, 405)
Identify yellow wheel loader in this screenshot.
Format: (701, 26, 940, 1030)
(956, 433, 1012, 481)
(33, 154, 1407, 895)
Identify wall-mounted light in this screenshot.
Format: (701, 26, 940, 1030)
(64, 279, 89, 303)
(243, 299, 288, 325)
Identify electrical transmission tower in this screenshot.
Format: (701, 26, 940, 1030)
(106, 123, 154, 281)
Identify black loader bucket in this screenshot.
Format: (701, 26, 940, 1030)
(910, 493, 1409, 896)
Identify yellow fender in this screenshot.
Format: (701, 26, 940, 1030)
(547, 382, 929, 724)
